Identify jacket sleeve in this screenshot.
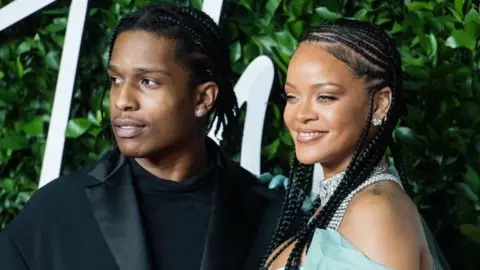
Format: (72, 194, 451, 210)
(0, 231, 30, 270)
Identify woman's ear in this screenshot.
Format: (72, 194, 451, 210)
(372, 87, 392, 123)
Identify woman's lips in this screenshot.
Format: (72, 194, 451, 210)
(296, 130, 328, 143)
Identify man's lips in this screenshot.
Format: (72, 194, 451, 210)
(112, 118, 147, 138)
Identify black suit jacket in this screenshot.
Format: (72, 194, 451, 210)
(0, 147, 286, 270)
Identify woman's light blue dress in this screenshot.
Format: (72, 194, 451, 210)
(277, 174, 401, 270)
(277, 228, 391, 270)
(273, 172, 447, 270)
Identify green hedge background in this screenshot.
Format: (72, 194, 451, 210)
(0, 0, 479, 268)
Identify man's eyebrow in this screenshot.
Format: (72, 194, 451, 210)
(107, 65, 172, 76)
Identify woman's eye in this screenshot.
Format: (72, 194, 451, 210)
(317, 95, 338, 103)
(282, 93, 299, 103)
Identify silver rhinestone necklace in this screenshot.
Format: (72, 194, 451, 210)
(316, 164, 389, 207)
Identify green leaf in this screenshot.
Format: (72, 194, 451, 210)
(454, 0, 464, 17)
(1, 179, 14, 193)
(88, 8, 98, 17)
(45, 51, 60, 70)
(464, 9, 480, 24)
(0, 135, 29, 151)
(0, 71, 4, 79)
(445, 36, 461, 49)
(352, 8, 368, 21)
(459, 224, 480, 244)
(274, 30, 298, 60)
(65, 118, 92, 138)
(118, 0, 130, 6)
(288, 21, 305, 38)
(290, 0, 305, 18)
(15, 57, 24, 78)
(41, 8, 69, 15)
(44, 19, 67, 32)
(17, 41, 32, 54)
(89, 127, 102, 137)
(23, 117, 44, 136)
(87, 112, 100, 126)
(375, 17, 391, 25)
(242, 43, 259, 61)
(446, 28, 477, 50)
(279, 131, 293, 146)
(51, 34, 65, 47)
(406, 2, 434, 12)
(394, 127, 419, 146)
(428, 33, 438, 58)
(315, 7, 342, 20)
(262, 139, 280, 160)
(403, 65, 430, 78)
(455, 182, 479, 202)
(230, 41, 242, 63)
(390, 22, 403, 34)
(465, 166, 480, 193)
(0, 45, 10, 60)
(265, 0, 281, 25)
(448, 7, 463, 22)
(272, 104, 281, 120)
(191, 0, 202, 9)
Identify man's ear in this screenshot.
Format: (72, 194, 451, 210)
(194, 81, 218, 113)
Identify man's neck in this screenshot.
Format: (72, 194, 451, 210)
(134, 138, 209, 182)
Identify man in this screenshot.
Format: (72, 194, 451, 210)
(0, 5, 288, 270)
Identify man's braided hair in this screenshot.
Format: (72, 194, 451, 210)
(101, 4, 238, 140)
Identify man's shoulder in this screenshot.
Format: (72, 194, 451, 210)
(2, 166, 98, 235)
(33, 167, 92, 198)
(224, 159, 286, 199)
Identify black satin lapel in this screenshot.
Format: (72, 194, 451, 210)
(85, 163, 151, 270)
(200, 179, 246, 270)
(200, 168, 265, 270)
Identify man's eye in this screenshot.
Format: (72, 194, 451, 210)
(141, 78, 159, 86)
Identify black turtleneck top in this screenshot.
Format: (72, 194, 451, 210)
(131, 155, 218, 270)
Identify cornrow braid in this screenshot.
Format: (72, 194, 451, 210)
(100, 4, 238, 142)
(262, 19, 404, 269)
(260, 155, 313, 269)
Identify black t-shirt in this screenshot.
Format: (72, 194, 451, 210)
(131, 158, 217, 270)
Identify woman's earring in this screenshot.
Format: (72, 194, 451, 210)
(195, 109, 205, 117)
(372, 118, 383, 126)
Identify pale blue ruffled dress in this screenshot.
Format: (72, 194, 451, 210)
(277, 174, 401, 270)
(275, 172, 446, 270)
(277, 228, 392, 270)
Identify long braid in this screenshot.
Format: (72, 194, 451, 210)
(99, 4, 238, 141)
(262, 19, 404, 269)
(260, 157, 313, 269)
(261, 155, 299, 265)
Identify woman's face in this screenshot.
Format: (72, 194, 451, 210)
(283, 43, 372, 170)
(108, 30, 206, 158)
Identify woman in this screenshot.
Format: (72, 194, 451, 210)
(0, 5, 283, 270)
(261, 19, 447, 270)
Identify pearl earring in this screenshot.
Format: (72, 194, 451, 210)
(372, 118, 383, 126)
(195, 109, 205, 117)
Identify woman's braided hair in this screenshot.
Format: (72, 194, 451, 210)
(261, 19, 407, 269)
(100, 4, 238, 140)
